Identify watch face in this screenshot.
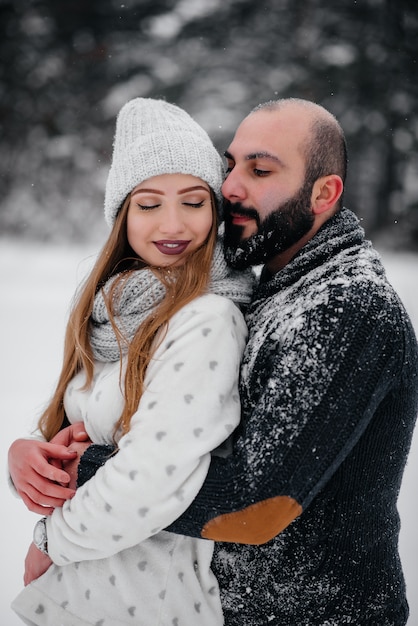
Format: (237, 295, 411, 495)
(34, 519, 46, 548)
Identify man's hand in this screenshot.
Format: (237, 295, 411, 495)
(50, 423, 92, 490)
(60, 439, 92, 490)
(8, 423, 91, 515)
(49, 422, 90, 448)
(24, 542, 53, 586)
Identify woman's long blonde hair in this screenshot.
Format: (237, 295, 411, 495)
(38, 191, 218, 441)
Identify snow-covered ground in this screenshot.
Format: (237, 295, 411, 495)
(1, 239, 418, 625)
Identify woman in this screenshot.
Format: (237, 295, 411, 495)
(9, 97, 253, 625)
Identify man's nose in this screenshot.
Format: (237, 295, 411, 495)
(222, 168, 247, 202)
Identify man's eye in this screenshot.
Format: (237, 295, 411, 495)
(254, 168, 270, 176)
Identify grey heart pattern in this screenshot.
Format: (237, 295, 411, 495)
(138, 507, 149, 517)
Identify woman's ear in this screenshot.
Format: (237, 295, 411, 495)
(311, 175, 344, 215)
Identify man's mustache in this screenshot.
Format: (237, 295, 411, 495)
(223, 200, 261, 226)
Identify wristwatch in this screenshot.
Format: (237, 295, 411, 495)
(33, 517, 48, 555)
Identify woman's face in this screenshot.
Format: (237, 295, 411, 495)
(127, 173, 214, 267)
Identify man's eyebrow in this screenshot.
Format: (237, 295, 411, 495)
(224, 150, 282, 165)
(246, 151, 282, 164)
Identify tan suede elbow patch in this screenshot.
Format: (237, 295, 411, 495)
(201, 495, 302, 545)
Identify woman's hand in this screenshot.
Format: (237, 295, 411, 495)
(8, 423, 91, 514)
(24, 542, 53, 586)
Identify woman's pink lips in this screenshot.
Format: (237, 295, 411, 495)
(153, 240, 190, 255)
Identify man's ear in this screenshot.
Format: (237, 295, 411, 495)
(311, 175, 344, 215)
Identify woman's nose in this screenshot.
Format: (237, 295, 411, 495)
(159, 207, 186, 235)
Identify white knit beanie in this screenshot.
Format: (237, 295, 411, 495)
(104, 98, 225, 226)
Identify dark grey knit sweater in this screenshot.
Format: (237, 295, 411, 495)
(167, 208, 418, 625)
(79, 208, 418, 624)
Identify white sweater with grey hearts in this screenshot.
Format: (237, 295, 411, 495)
(12, 293, 247, 626)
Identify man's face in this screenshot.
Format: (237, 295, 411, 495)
(221, 108, 315, 269)
(223, 179, 314, 269)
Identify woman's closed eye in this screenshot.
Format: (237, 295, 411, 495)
(136, 203, 160, 211)
(182, 200, 205, 208)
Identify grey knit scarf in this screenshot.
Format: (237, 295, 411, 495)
(90, 238, 254, 362)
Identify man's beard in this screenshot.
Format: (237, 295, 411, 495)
(223, 179, 315, 270)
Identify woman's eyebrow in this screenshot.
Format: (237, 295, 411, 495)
(131, 188, 163, 197)
(132, 185, 209, 198)
(177, 185, 210, 194)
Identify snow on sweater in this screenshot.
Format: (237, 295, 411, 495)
(168, 208, 418, 625)
(12, 293, 247, 626)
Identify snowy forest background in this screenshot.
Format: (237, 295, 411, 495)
(1, 0, 418, 624)
(1, 0, 418, 248)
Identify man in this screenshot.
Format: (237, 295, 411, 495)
(165, 99, 418, 624)
(10, 99, 418, 624)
